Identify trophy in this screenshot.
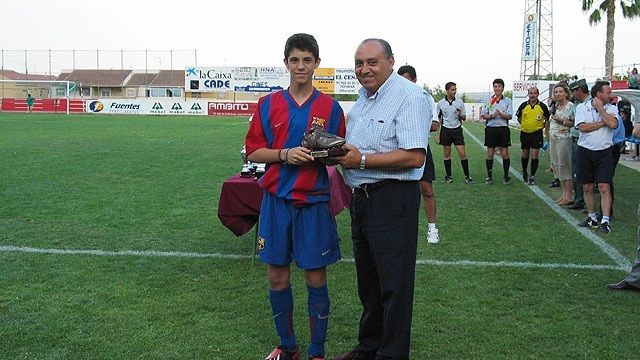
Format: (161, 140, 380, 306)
(301, 124, 347, 165)
(240, 145, 266, 178)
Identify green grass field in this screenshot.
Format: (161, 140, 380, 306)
(1, 113, 639, 359)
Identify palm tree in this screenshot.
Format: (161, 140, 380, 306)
(581, 0, 640, 80)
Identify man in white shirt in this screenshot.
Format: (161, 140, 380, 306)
(480, 78, 513, 185)
(574, 81, 618, 234)
(435, 81, 474, 185)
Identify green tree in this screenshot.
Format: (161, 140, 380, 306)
(527, 72, 573, 81)
(581, 0, 640, 80)
(504, 90, 513, 100)
(422, 84, 446, 102)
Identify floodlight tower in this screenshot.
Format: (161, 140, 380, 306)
(520, 0, 554, 80)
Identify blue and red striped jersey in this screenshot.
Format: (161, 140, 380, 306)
(245, 89, 346, 206)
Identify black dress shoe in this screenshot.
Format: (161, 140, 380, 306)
(332, 350, 376, 360)
(606, 281, 640, 291)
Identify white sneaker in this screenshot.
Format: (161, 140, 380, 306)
(427, 227, 440, 244)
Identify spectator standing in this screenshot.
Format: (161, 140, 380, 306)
(618, 100, 634, 153)
(567, 79, 591, 212)
(606, 203, 640, 292)
(546, 83, 575, 205)
(575, 81, 618, 234)
(628, 67, 639, 89)
(607, 112, 640, 291)
(26, 93, 34, 113)
(609, 100, 628, 219)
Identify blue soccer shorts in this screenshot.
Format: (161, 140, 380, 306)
(257, 192, 341, 269)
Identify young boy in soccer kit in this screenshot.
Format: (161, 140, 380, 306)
(244, 33, 346, 360)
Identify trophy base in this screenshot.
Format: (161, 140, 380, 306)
(310, 147, 348, 158)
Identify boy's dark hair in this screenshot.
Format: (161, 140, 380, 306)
(284, 33, 319, 60)
(590, 80, 610, 98)
(493, 78, 505, 87)
(397, 65, 417, 81)
(445, 82, 457, 91)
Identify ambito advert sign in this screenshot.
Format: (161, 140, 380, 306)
(207, 101, 257, 116)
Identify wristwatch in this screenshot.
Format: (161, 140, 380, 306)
(359, 154, 366, 170)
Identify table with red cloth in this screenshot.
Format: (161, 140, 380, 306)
(217, 166, 352, 261)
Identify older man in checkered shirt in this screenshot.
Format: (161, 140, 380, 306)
(334, 38, 429, 360)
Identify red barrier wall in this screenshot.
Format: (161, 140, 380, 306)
(1, 98, 85, 113)
(610, 80, 629, 90)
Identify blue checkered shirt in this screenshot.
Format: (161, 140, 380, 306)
(344, 72, 430, 188)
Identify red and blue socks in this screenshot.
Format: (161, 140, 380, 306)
(307, 284, 329, 357)
(269, 285, 296, 351)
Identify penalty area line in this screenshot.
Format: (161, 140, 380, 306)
(0, 245, 625, 272)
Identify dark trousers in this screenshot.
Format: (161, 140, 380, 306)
(623, 204, 640, 286)
(572, 138, 584, 207)
(611, 142, 623, 213)
(350, 181, 420, 360)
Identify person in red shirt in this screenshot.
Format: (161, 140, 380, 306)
(245, 33, 345, 360)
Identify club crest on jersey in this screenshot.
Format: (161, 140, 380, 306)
(257, 236, 266, 251)
(311, 116, 326, 128)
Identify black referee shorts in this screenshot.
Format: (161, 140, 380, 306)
(484, 126, 511, 148)
(440, 126, 465, 146)
(520, 129, 544, 149)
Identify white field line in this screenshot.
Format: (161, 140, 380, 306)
(7, 119, 249, 126)
(463, 127, 631, 271)
(0, 245, 249, 260)
(0, 245, 625, 271)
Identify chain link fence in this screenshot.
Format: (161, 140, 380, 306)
(0, 49, 197, 76)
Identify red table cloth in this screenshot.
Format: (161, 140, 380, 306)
(218, 167, 352, 236)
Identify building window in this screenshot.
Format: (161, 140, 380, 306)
(148, 87, 184, 98)
(125, 88, 136, 98)
(101, 89, 112, 97)
(168, 88, 182, 97)
(149, 88, 166, 97)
